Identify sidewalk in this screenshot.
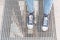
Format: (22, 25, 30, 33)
(0, 0, 60, 40)
(0, 0, 5, 39)
(54, 0, 60, 40)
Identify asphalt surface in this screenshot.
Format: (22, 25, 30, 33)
(1, 0, 57, 40)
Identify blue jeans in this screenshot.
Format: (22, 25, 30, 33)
(26, 0, 53, 15)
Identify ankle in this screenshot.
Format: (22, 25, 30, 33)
(44, 14, 48, 17)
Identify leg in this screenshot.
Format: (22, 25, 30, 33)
(26, 0, 34, 13)
(44, 0, 53, 16)
(26, 0, 34, 32)
(42, 0, 53, 31)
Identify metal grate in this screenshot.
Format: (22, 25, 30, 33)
(1, 0, 57, 40)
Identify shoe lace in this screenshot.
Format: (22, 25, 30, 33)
(43, 17, 48, 26)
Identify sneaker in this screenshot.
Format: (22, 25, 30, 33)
(42, 17, 48, 31)
(27, 13, 34, 30)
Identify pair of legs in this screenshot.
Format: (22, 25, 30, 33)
(26, 0, 53, 31)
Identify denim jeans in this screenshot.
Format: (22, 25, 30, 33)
(26, 0, 53, 15)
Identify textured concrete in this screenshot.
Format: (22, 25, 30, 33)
(0, 0, 5, 40)
(54, 0, 60, 40)
(0, 0, 57, 40)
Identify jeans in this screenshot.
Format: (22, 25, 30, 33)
(26, 0, 53, 15)
(26, 0, 34, 13)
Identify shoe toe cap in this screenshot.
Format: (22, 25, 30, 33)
(42, 26, 48, 31)
(27, 24, 33, 29)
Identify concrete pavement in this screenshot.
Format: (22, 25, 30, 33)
(0, 0, 57, 40)
(0, 0, 5, 40)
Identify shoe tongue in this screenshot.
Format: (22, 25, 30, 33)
(29, 15, 33, 23)
(44, 17, 48, 20)
(43, 17, 48, 26)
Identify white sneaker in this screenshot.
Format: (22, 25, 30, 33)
(42, 26, 48, 31)
(27, 14, 34, 30)
(42, 17, 48, 31)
